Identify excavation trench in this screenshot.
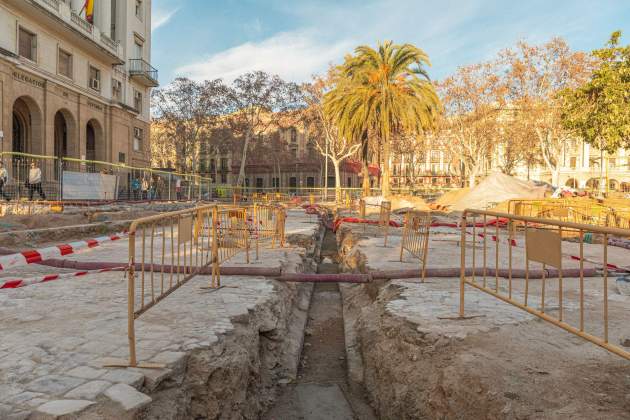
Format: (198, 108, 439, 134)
(264, 228, 376, 420)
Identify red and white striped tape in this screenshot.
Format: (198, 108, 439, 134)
(0, 266, 125, 290)
(0, 232, 127, 272)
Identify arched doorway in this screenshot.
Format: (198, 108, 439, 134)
(609, 179, 619, 191)
(12, 112, 26, 153)
(85, 119, 103, 172)
(12, 97, 43, 155)
(565, 178, 578, 188)
(586, 178, 599, 191)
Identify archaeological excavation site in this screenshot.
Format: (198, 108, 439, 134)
(1, 190, 630, 420)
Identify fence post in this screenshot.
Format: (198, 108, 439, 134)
(459, 213, 466, 318)
(58, 158, 64, 201)
(168, 173, 172, 201)
(128, 231, 137, 367)
(211, 207, 220, 288)
(254, 205, 260, 260)
(244, 208, 250, 264)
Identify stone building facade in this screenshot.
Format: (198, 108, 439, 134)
(0, 0, 156, 177)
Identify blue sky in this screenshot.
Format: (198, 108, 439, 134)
(151, 0, 630, 85)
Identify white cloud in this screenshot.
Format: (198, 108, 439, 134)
(152, 7, 179, 32)
(175, 31, 354, 83)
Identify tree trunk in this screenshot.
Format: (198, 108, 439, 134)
(361, 131, 370, 197)
(381, 138, 391, 197)
(333, 160, 342, 203)
(599, 147, 606, 196)
(236, 131, 251, 187)
(468, 170, 477, 188)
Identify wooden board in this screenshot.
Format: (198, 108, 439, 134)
(526, 228, 562, 269)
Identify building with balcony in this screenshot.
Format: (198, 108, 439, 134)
(0, 0, 157, 175)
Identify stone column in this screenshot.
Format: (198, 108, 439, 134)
(70, 0, 83, 13)
(95, 0, 112, 37)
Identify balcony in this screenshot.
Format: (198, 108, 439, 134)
(8, 0, 123, 64)
(129, 59, 159, 87)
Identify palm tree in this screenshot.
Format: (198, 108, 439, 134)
(325, 41, 441, 197)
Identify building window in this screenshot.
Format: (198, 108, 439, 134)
(290, 127, 298, 144)
(134, 90, 143, 112)
(112, 79, 123, 101)
(570, 157, 577, 169)
(133, 127, 143, 151)
(18, 27, 37, 61)
(220, 173, 227, 184)
(220, 158, 228, 171)
(609, 158, 616, 168)
(88, 65, 101, 91)
(135, 0, 143, 20)
(134, 38, 144, 59)
(118, 152, 126, 163)
(431, 150, 441, 163)
(58, 49, 73, 78)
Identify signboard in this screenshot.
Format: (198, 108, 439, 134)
(62, 171, 118, 200)
(526, 228, 562, 269)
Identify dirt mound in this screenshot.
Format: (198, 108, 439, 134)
(363, 195, 429, 214)
(435, 188, 469, 207)
(451, 173, 546, 212)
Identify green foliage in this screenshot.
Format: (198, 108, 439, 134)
(324, 41, 441, 194)
(561, 31, 630, 154)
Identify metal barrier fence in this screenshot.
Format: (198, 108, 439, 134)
(508, 198, 630, 230)
(400, 211, 431, 282)
(210, 206, 250, 289)
(108, 202, 287, 368)
(113, 205, 216, 368)
(1, 151, 456, 204)
(379, 201, 392, 247)
(459, 209, 630, 361)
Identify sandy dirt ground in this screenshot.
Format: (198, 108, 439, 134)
(0, 209, 319, 419)
(337, 217, 630, 419)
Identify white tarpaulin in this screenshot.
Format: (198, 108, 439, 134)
(62, 171, 119, 200)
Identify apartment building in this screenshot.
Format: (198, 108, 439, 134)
(0, 0, 156, 173)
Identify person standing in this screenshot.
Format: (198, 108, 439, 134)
(27, 162, 46, 201)
(0, 162, 10, 201)
(141, 177, 149, 200)
(175, 177, 182, 201)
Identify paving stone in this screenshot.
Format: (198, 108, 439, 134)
(34, 400, 95, 417)
(66, 366, 106, 380)
(100, 369, 145, 388)
(64, 380, 111, 400)
(8, 391, 45, 405)
(104, 384, 151, 412)
(26, 375, 85, 395)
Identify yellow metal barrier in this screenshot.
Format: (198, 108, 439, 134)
(111, 205, 217, 368)
(508, 198, 630, 230)
(459, 209, 630, 361)
(379, 201, 392, 247)
(107, 204, 269, 368)
(252, 204, 286, 260)
(400, 211, 431, 282)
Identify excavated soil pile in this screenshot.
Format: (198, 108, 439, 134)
(451, 173, 547, 212)
(363, 195, 430, 215)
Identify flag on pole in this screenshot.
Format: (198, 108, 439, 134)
(84, 0, 94, 23)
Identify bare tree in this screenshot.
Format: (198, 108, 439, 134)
(499, 38, 595, 186)
(302, 72, 361, 201)
(221, 71, 303, 187)
(152, 77, 226, 175)
(438, 62, 503, 187)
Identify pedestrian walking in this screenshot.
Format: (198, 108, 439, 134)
(131, 177, 141, 200)
(175, 178, 182, 200)
(141, 177, 149, 200)
(27, 162, 46, 201)
(0, 162, 10, 201)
